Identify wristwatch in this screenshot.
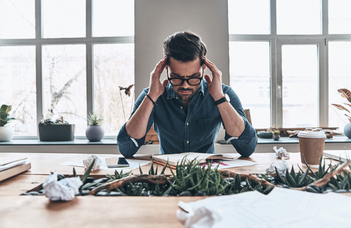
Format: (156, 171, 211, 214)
(214, 96, 228, 106)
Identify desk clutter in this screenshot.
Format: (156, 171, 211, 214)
(20, 151, 351, 204)
(0, 157, 31, 182)
(256, 127, 341, 139)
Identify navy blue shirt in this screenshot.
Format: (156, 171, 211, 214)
(117, 81, 257, 157)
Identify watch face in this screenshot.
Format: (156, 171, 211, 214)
(225, 94, 230, 102)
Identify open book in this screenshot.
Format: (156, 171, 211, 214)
(151, 152, 234, 166)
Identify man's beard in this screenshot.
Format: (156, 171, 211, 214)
(175, 88, 198, 101)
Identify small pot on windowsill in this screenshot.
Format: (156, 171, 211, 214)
(273, 134, 280, 141)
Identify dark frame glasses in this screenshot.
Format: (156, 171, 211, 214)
(167, 66, 204, 86)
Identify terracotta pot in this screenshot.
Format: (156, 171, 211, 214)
(0, 126, 14, 142)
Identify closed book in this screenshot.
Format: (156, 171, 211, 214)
(0, 163, 31, 182)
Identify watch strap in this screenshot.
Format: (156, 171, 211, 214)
(214, 97, 227, 106)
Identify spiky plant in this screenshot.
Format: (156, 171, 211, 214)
(0, 104, 15, 126)
(332, 88, 351, 123)
(87, 112, 103, 126)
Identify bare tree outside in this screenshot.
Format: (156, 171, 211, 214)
(94, 44, 134, 135)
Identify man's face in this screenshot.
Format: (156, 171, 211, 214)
(167, 57, 204, 102)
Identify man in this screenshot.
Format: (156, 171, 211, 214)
(117, 31, 257, 157)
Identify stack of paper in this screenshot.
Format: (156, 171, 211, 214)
(178, 188, 351, 227)
(0, 158, 31, 182)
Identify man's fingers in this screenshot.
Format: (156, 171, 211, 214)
(203, 57, 218, 72)
(204, 74, 212, 84)
(153, 57, 168, 76)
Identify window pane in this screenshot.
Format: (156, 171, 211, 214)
(43, 0, 85, 38)
(282, 45, 318, 127)
(329, 42, 351, 131)
(277, 0, 321, 34)
(93, 0, 134, 37)
(94, 44, 134, 135)
(229, 42, 270, 128)
(228, 0, 270, 34)
(0, 0, 35, 38)
(42, 45, 86, 136)
(0, 46, 36, 136)
(329, 0, 351, 34)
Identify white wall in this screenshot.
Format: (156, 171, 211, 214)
(135, 0, 230, 96)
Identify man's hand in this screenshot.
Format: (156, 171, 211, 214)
(148, 56, 169, 100)
(203, 57, 225, 101)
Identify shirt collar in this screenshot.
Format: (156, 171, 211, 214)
(166, 80, 205, 99)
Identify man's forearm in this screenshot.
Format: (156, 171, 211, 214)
(125, 94, 156, 139)
(217, 101, 245, 137)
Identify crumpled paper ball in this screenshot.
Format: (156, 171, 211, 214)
(42, 172, 82, 201)
(83, 155, 102, 170)
(177, 206, 221, 228)
(266, 158, 289, 177)
(273, 146, 290, 159)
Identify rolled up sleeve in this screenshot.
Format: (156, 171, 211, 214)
(225, 119, 257, 157)
(223, 85, 258, 157)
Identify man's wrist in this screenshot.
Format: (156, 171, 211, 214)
(147, 93, 159, 101)
(212, 93, 225, 101)
(214, 96, 228, 106)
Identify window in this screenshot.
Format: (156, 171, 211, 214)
(228, 0, 351, 131)
(0, 0, 134, 138)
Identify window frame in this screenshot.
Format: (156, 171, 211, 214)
(229, 0, 351, 128)
(0, 0, 134, 139)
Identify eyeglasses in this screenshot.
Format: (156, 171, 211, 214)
(167, 66, 204, 86)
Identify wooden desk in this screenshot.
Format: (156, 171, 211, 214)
(0, 152, 349, 228)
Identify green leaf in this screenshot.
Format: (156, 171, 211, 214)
(73, 167, 77, 177)
(139, 164, 143, 175)
(5, 105, 12, 113)
(297, 166, 310, 187)
(285, 168, 297, 187)
(80, 159, 95, 185)
(160, 160, 168, 175)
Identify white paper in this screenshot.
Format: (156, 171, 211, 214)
(273, 146, 290, 159)
(201, 159, 256, 170)
(178, 189, 348, 227)
(0, 160, 26, 171)
(83, 155, 102, 170)
(43, 172, 82, 201)
(266, 158, 289, 176)
(61, 157, 150, 172)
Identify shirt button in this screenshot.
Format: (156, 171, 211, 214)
(187, 141, 189, 144)
(186, 123, 189, 126)
(180, 106, 183, 109)
(176, 96, 178, 99)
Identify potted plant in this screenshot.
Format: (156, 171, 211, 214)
(38, 116, 75, 141)
(0, 104, 15, 142)
(332, 88, 351, 139)
(272, 130, 281, 141)
(85, 113, 104, 142)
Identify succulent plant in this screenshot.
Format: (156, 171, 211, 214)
(87, 112, 103, 126)
(0, 104, 15, 126)
(39, 116, 69, 125)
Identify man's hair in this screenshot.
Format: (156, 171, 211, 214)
(163, 31, 207, 66)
